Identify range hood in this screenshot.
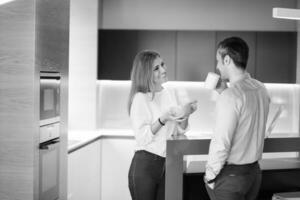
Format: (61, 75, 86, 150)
(273, 8, 300, 20)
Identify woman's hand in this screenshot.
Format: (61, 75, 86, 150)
(160, 109, 180, 124)
(161, 101, 197, 124)
(183, 100, 198, 115)
(174, 101, 197, 121)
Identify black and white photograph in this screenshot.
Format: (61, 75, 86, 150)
(1, 0, 300, 200)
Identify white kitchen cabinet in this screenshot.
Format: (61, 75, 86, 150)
(68, 140, 101, 200)
(100, 137, 135, 200)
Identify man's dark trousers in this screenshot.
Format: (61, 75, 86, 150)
(205, 162, 261, 200)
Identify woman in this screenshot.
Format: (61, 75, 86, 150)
(128, 50, 197, 200)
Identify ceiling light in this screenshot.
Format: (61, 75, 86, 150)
(273, 8, 300, 20)
(0, 0, 15, 5)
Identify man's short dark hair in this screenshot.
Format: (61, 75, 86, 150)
(217, 37, 249, 70)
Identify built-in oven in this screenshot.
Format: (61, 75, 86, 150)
(39, 133, 60, 200)
(40, 72, 60, 126)
(39, 72, 61, 200)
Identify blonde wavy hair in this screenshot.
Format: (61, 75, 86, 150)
(127, 50, 160, 115)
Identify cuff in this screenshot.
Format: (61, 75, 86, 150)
(205, 166, 217, 183)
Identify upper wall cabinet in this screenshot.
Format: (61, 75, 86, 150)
(36, 0, 69, 72)
(98, 30, 176, 80)
(177, 31, 215, 81)
(98, 30, 297, 83)
(137, 31, 177, 80)
(98, 30, 137, 80)
(256, 32, 297, 83)
(100, 0, 296, 31)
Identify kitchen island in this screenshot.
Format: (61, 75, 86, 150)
(166, 135, 300, 200)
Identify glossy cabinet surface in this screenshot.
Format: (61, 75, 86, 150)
(177, 31, 216, 81)
(256, 32, 297, 83)
(98, 30, 176, 80)
(98, 30, 297, 83)
(100, 138, 134, 200)
(68, 140, 101, 200)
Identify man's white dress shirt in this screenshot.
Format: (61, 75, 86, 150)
(205, 73, 270, 181)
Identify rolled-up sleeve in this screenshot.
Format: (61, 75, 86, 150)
(205, 92, 238, 180)
(130, 93, 154, 146)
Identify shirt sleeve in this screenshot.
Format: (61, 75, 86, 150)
(205, 91, 239, 180)
(130, 93, 154, 146)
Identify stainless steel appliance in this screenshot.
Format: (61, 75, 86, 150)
(39, 135, 60, 200)
(40, 72, 60, 126)
(39, 72, 61, 200)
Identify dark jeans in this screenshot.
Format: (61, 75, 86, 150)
(128, 150, 166, 200)
(205, 161, 261, 200)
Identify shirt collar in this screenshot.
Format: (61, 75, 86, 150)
(230, 72, 251, 86)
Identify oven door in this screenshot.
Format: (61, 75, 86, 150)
(40, 72, 60, 126)
(39, 138, 60, 200)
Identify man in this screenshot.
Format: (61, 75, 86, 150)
(204, 37, 270, 200)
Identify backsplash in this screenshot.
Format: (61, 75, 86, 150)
(97, 80, 300, 137)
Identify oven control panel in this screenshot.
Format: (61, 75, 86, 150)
(40, 122, 60, 143)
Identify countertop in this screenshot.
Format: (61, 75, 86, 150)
(185, 157, 300, 174)
(67, 129, 211, 153)
(68, 129, 298, 153)
(165, 133, 300, 200)
(68, 129, 134, 153)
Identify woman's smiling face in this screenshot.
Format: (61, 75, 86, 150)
(152, 57, 167, 88)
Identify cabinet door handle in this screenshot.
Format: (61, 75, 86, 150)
(39, 144, 49, 150)
(39, 139, 60, 150)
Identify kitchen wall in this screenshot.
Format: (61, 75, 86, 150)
(69, 0, 98, 130)
(97, 81, 300, 136)
(99, 0, 297, 31)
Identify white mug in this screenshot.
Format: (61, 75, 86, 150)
(204, 72, 220, 90)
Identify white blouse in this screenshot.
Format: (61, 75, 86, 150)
(130, 87, 190, 157)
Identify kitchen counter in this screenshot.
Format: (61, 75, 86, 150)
(68, 129, 215, 153)
(165, 134, 300, 200)
(68, 130, 298, 153)
(68, 129, 134, 153)
(68, 130, 300, 199)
